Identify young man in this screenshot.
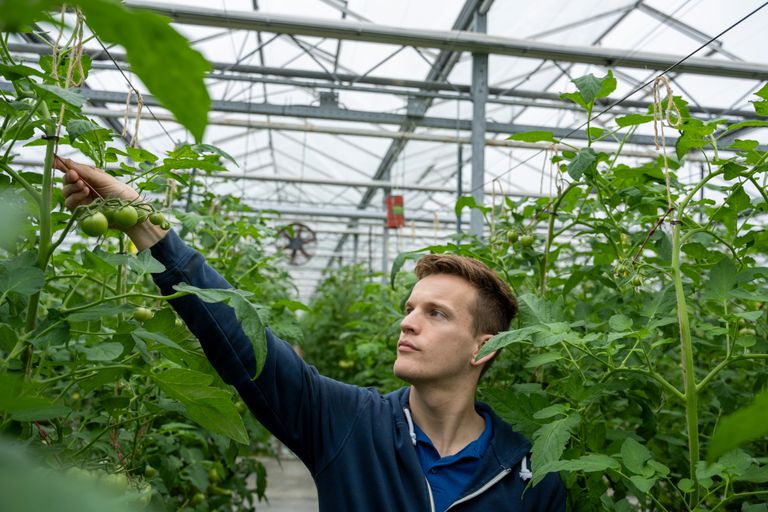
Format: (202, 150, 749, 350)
(57, 158, 566, 511)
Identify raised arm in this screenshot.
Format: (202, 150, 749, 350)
(56, 158, 371, 473)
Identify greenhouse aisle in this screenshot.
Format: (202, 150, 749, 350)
(255, 455, 318, 511)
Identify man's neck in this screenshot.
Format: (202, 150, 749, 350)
(408, 383, 485, 458)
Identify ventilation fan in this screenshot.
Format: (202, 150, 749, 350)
(277, 223, 317, 266)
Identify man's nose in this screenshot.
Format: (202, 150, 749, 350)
(401, 311, 419, 333)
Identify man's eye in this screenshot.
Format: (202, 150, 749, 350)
(430, 310, 445, 318)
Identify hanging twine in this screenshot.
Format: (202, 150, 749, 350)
(121, 90, 133, 138)
(131, 91, 144, 148)
(652, 75, 682, 212)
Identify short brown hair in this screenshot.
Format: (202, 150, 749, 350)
(414, 254, 517, 336)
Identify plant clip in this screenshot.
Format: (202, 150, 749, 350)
(41, 135, 60, 141)
(668, 219, 682, 225)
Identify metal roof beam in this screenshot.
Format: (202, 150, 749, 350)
(50, 86, 671, 146)
(125, 0, 768, 80)
(8, 43, 765, 120)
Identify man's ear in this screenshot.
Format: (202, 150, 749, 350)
(471, 334, 496, 367)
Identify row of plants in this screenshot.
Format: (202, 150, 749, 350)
(386, 72, 768, 510)
(0, 2, 305, 510)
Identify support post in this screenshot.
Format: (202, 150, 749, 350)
(470, 9, 488, 237)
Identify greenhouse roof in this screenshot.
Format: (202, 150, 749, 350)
(8, 0, 768, 300)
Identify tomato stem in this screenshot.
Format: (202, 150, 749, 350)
(671, 221, 700, 505)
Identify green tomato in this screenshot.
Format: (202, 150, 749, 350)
(80, 212, 109, 237)
(507, 231, 519, 244)
(190, 492, 206, 506)
(208, 468, 221, 484)
(112, 205, 139, 228)
(149, 212, 165, 225)
(520, 234, 535, 248)
(135, 206, 149, 224)
(143, 464, 157, 478)
(133, 307, 154, 322)
(160, 220, 171, 231)
(102, 472, 129, 493)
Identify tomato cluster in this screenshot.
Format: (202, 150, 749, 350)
(77, 198, 170, 237)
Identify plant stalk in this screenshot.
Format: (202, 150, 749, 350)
(671, 221, 700, 505)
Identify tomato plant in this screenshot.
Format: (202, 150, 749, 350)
(0, 4, 287, 511)
(389, 72, 768, 510)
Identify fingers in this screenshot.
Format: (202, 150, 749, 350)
(64, 188, 92, 210)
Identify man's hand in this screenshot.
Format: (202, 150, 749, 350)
(54, 156, 140, 210)
(54, 156, 169, 251)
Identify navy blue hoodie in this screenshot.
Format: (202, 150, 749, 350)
(151, 230, 566, 511)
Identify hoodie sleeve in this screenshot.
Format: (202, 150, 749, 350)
(150, 230, 370, 474)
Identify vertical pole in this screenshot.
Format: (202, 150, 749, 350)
(382, 222, 389, 284)
(470, 9, 488, 237)
(353, 232, 359, 264)
(457, 143, 463, 234)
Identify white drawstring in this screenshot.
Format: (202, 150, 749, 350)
(519, 455, 532, 481)
(403, 408, 417, 446)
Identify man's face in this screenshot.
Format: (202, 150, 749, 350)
(393, 274, 487, 384)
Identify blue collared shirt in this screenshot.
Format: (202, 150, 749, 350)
(413, 411, 493, 512)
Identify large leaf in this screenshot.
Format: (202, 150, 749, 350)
(476, 326, 538, 359)
(152, 368, 248, 444)
(78, 0, 211, 142)
(0, 260, 44, 297)
(704, 256, 738, 302)
(708, 389, 768, 462)
(538, 453, 621, 474)
(173, 283, 267, 377)
(507, 130, 557, 143)
(518, 293, 564, 325)
(531, 413, 581, 486)
(566, 147, 597, 181)
(621, 437, 653, 475)
(79, 341, 124, 361)
(0, 0, 59, 31)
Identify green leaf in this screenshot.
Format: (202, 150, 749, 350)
(708, 389, 768, 462)
(0, 0, 59, 32)
(172, 283, 267, 377)
(755, 83, 768, 100)
(0, 377, 69, 422)
(507, 131, 557, 143)
(621, 437, 652, 474)
(79, 0, 211, 142)
(66, 119, 111, 141)
(629, 475, 656, 494)
(132, 328, 187, 352)
(616, 114, 654, 127)
(531, 414, 581, 486)
(609, 314, 633, 332)
(532, 404, 568, 420)
(152, 369, 248, 444)
(191, 143, 238, 166)
(704, 256, 738, 301)
(80, 341, 124, 361)
(129, 250, 166, 275)
(32, 84, 85, 107)
(573, 75, 602, 106)
(454, 195, 489, 218)
(567, 147, 597, 181)
(0, 262, 44, 297)
(389, 251, 420, 289)
(476, 326, 537, 359)
(560, 91, 587, 110)
(539, 453, 621, 474)
(518, 293, 564, 324)
(525, 352, 562, 368)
